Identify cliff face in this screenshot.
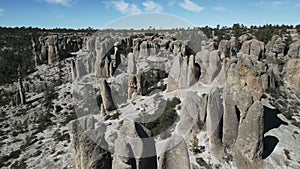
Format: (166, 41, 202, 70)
(1, 29, 300, 169)
(32, 34, 85, 65)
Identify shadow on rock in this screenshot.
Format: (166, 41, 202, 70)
(263, 106, 288, 134)
(262, 135, 279, 159)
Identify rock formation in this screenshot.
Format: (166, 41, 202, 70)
(218, 40, 230, 59)
(99, 80, 116, 112)
(158, 136, 190, 169)
(265, 35, 287, 59)
(287, 40, 300, 58)
(46, 35, 60, 65)
(71, 59, 77, 81)
(17, 66, 26, 105)
(167, 53, 198, 91)
(76, 59, 88, 80)
(285, 57, 300, 92)
(239, 39, 265, 60)
(206, 87, 223, 154)
(127, 53, 137, 74)
(218, 37, 240, 58)
(195, 49, 222, 84)
(32, 35, 84, 65)
(222, 55, 265, 147)
(112, 120, 157, 169)
(17, 78, 26, 105)
(234, 101, 264, 162)
(69, 116, 112, 169)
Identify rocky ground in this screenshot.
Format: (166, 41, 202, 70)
(0, 28, 300, 169)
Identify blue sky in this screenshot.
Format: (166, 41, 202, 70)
(0, 0, 300, 29)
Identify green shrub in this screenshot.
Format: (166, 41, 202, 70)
(143, 97, 181, 137)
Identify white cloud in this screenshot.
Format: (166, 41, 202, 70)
(212, 6, 227, 11)
(273, 1, 284, 5)
(44, 0, 72, 6)
(106, 0, 141, 15)
(179, 0, 204, 12)
(142, 1, 163, 12)
(0, 9, 4, 16)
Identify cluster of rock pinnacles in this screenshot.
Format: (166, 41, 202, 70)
(28, 32, 300, 169)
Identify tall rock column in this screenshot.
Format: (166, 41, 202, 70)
(46, 35, 60, 65)
(71, 59, 77, 81)
(69, 116, 112, 169)
(100, 80, 116, 112)
(17, 66, 26, 104)
(17, 78, 26, 105)
(158, 136, 190, 169)
(234, 101, 264, 162)
(206, 87, 223, 155)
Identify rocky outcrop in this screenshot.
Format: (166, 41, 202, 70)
(218, 40, 230, 59)
(128, 75, 140, 100)
(220, 55, 267, 167)
(167, 53, 198, 91)
(170, 40, 189, 56)
(99, 80, 116, 112)
(76, 59, 88, 80)
(127, 53, 137, 74)
(133, 38, 142, 58)
(222, 55, 266, 147)
(195, 50, 222, 84)
(283, 41, 300, 92)
(285, 58, 300, 92)
(94, 39, 121, 78)
(96, 57, 111, 78)
(218, 37, 240, 58)
(158, 136, 190, 169)
(46, 35, 60, 65)
(32, 35, 84, 65)
(234, 101, 264, 162)
(17, 78, 26, 105)
(71, 59, 77, 81)
(239, 39, 265, 60)
(287, 40, 300, 58)
(112, 120, 157, 169)
(265, 35, 287, 59)
(17, 66, 26, 105)
(200, 39, 217, 51)
(206, 87, 223, 154)
(68, 116, 112, 169)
